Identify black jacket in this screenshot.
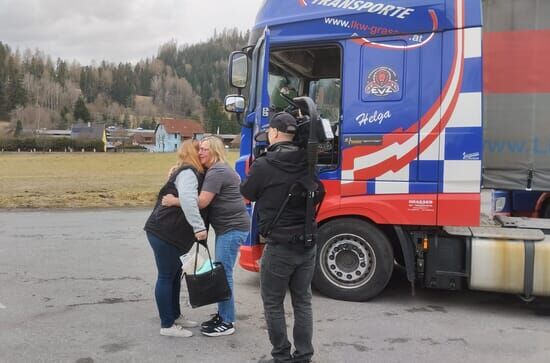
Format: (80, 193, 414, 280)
(240, 142, 324, 239)
(144, 165, 207, 253)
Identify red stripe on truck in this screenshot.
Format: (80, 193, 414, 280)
(483, 29, 550, 93)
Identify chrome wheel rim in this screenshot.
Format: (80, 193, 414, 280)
(319, 233, 376, 289)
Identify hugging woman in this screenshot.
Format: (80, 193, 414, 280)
(144, 139, 207, 338)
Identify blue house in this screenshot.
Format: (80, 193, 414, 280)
(154, 118, 205, 152)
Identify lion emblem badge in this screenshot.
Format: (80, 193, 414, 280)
(366, 66, 400, 97)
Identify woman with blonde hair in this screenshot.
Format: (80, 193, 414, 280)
(164, 136, 250, 336)
(144, 139, 208, 338)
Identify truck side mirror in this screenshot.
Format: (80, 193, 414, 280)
(229, 52, 248, 89)
(224, 95, 246, 114)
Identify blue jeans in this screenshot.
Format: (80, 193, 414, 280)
(147, 232, 184, 328)
(215, 229, 248, 323)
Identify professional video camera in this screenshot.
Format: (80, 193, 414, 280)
(291, 97, 327, 149)
(276, 94, 333, 150)
(254, 96, 333, 157)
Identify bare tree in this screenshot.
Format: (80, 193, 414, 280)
(134, 95, 158, 119)
(11, 104, 55, 130)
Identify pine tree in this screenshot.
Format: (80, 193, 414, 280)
(57, 106, 71, 129)
(204, 98, 240, 133)
(80, 66, 98, 102)
(111, 63, 135, 107)
(73, 97, 91, 122)
(0, 83, 8, 120)
(14, 120, 22, 137)
(139, 118, 156, 129)
(7, 70, 27, 111)
(55, 58, 68, 85)
(0, 42, 8, 119)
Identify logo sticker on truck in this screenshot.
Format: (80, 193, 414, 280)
(365, 67, 400, 97)
(356, 110, 392, 126)
(408, 199, 434, 212)
(299, 0, 415, 19)
(462, 152, 480, 160)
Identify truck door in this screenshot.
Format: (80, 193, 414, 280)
(340, 34, 443, 225)
(243, 28, 271, 264)
(253, 28, 272, 136)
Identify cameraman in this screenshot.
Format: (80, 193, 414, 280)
(240, 112, 324, 363)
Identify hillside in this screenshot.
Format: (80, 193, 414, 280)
(0, 28, 248, 134)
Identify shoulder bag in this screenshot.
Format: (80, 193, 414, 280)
(184, 240, 231, 308)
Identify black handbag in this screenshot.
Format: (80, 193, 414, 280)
(184, 240, 232, 308)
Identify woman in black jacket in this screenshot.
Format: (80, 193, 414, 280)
(144, 139, 207, 338)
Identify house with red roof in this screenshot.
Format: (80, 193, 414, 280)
(154, 118, 205, 152)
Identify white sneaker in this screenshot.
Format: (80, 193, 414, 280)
(160, 324, 193, 337)
(174, 315, 199, 328)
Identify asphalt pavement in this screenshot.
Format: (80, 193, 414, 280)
(0, 209, 549, 363)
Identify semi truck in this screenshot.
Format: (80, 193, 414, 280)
(223, 0, 550, 301)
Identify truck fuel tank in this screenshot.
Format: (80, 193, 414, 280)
(469, 231, 550, 296)
(445, 226, 549, 297)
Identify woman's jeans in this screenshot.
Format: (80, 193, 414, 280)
(147, 232, 183, 328)
(215, 229, 248, 323)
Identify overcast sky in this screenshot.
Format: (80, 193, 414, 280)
(0, 0, 262, 65)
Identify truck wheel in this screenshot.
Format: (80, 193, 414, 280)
(313, 218, 394, 301)
(542, 203, 550, 219)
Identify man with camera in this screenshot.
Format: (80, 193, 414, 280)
(240, 112, 324, 363)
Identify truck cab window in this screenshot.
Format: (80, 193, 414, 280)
(267, 45, 342, 167)
(269, 74, 300, 112)
(309, 78, 341, 127)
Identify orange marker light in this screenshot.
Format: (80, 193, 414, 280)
(423, 237, 429, 251)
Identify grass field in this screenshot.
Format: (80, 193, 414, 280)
(0, 151, 239, 209)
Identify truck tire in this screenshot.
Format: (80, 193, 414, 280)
(312, 218, 394, 301)
(542, 202, 550, 219)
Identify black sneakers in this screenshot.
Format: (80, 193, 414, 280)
(201, 321, 235, 337)
(201, 313, 222, 330)
(200, 313, 235, 337)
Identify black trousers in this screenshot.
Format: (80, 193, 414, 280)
(260, 242, 317, 363)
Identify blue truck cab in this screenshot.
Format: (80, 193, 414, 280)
(224, 1, 550, 302)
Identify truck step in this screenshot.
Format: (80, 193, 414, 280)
(495, 216, 550, 232)
(444, 226, 545, 241)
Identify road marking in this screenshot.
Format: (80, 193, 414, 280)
(0, 302, 6, 309)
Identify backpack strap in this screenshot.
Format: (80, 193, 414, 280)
(263, 185, 294, 237)
(264, 176, 323, 244)
(300, 177, 319, 247)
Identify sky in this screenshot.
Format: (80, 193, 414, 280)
(0, 0, 262, 65)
